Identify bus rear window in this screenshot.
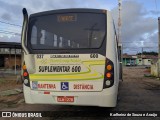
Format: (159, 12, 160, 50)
(28, 13, 106, 49)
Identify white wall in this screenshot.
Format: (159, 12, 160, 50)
(137, 58, 151, 66)
(151, 62, 158, 77)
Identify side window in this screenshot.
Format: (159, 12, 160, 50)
(77, 43, 80, 48)
(40, 30, 54, 46)
(63, 39, 68, 48)
(59, 37, 63, 48)
(54, 34, 58, 47)
(68, 40, 71, 47)
(40, 30, 45, 44)
(31, 26, 37, 45)
(91, 31, 103, 48)
(45, 31, 54, 46)
(71, 41, 75, 48)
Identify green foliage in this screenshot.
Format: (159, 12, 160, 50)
(137, 51, 158, 55)
(0, 78, 5, 83)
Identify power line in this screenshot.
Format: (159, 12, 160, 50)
(122, 41, 157, 42)
(123, 47, 158, 48)
(0, 20, 22, 27)
(122, 42, 158, 43)
(0, 30, 20, 35)
(0, 28, 21, 32)
(0, 32, 21, 36)
(0, 30, 21, 36)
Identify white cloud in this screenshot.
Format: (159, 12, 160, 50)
(0, 0, 106, 43)
(0, 0, 158, 54)
(0, 35, 20, 43)
(112, 1, 158, 54)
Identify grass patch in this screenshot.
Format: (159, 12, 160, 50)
(0, 78, 5, 84)
(143, 74, 160, 80)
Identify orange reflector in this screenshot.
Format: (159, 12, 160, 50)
(23, 65, 27, 70)
(44, 91, 50, 94)
(106, 65, 112, 71)
(23, 72, 28, 77)
(106, 73, 111, 78)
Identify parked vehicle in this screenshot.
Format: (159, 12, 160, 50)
(126, 62, 131, 66)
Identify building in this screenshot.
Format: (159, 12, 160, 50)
(123, 54, 158, 66)
(136, 55, 158, 66)
(122, 54, 137, 66)
(0, 42, 22, 69)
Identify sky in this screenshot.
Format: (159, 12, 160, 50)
(0, 0, 160, 54)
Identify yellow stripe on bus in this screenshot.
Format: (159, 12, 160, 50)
(30, 72, 99, 79)
(82, 60, 105, 64)
(30, 75, 104, 81)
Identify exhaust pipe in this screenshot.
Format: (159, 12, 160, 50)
(21, 8, 29, 54)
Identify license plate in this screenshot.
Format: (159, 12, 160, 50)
(57, 96, 74, 102)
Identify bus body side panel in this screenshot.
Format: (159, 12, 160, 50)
(105, 11, 119, 105)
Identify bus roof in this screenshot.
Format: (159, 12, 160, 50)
(30, 8, 107, 17)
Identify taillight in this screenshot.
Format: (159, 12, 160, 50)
(106, 72, 112, 78)
(23, 72, 28, 77)
(23, 63, 30, 87)
(103, 58, 114, 88)
(23, 65, 27, 70)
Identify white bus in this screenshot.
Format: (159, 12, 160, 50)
(21, 8, 122, 107)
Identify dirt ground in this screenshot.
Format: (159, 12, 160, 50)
(117, 66, 160, 111)
(0, 75, 23, 110)
(0, 66, 160, 119)
(0, 76, 22, 91)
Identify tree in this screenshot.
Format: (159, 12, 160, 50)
(137, 51, 158, 55)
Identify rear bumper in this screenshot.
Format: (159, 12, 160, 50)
(23, 84, 118, 107)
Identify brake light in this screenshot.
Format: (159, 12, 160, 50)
(23, 72, 28, 77)
(106, 72, 112, 78)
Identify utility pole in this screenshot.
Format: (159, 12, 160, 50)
(158, 17, 160, 78)
(15, 48, 17, 75)
(118, 0, 122, 43)
(118, 0, 123, 80)
(141, 47, 143, 65)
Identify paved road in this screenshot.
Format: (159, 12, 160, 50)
(1, 66, 160, 120)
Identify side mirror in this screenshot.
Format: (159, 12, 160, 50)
(21, 8, 29, 54)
